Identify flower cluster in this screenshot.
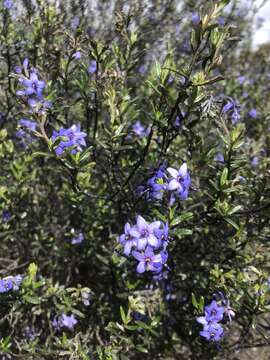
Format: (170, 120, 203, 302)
(119, 215, 168, 275)
(15, 59, 51, 114)
(139, 163, 191, 201)
(0, 275, 23, 293)
(52, 314, 77, 330)
(196, 295, 235, 342)
(51, 124, 87, 156)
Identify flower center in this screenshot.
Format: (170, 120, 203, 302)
(145, 257, 151, 263)
(142, 229, 149, 237)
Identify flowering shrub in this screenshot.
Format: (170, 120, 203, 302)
(0, 0, 270, 359)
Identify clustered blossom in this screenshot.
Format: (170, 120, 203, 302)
(139, 163, 191, 202)
(196, 294, 235, 342)
(51, 124, 87, 156)
(52, 314, 77, 330)
(222, 98, 241, 124)
(0, 275, 23, 293)
(15, 59, 51, 114)
(119, 215, 168, 276)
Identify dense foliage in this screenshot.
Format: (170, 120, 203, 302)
(0, 0, 270, 359)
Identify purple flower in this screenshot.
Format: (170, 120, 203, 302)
(222, 99, 241, 124)
(199, 322, 224, 342)
(174, 116, 181, 128)
(204, 300, 224, 322)
(0, 278, 13, 293)
(81, 290, 91, 306)
(51, 124, 87, 156)
(214, 153, 224, 163)
(18, 72, 46, 98)
(146, 165, 167, 200)
(71, 16, 80, 30)
(248, 109, 257, 118)
(167, 163, 191, 200)
(71, 233, 84, 245)
(191, 13, 200, 25)
(12, 274, 23, 290)
(59, 314, 77, 329)
(119, 222, 137, 256)
(88, 60, 97, 74)
(237, 76, 246, 85)
(132, 121, 150, 138)
(27, 98, 52, 115)
(217, 16, 225, 26)
(53, 314, 77, 330)
(138, 64, 147, 75)
(154, 222, 169, 249)
(131, 215, 161, 250)
(72, 51, 81, 60)
(251, 156, 259, 167)
(132, 246, 163, 273)
(223, 300, 235, 322)
(24, 326, 37, 340)
(3, 0, 13, 9)
(18, 119, 37, 131)
(2, 210, 11, 222)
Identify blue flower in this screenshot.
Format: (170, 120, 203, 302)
(72, 51, 82, 60)
(205, 300, 224, 322)
(131, 215, 161, 250)
(146, 165, 167, 200)
(18, 72, 46, 98)
(59, 314, 77, 329)
(0, 278, 13, 293)
(215, 153, 224, 163)
(18, 119, 37, 131)
(71, 16, 80, 30)
(2, 210, 11, 222)
(199, 322, 224, 342)
(88, 60, 97, 74)
(71, 233, 84, 245)
(222, 98, 241, 124)
(3, 0, 13, 9)
(51, 125, 87, 156)
(248, 109, 257, 118)
(132, 246, 163, 274)
(167, 163, 191, 199)
(119, 222, 137, 256)
(132, 121, 150, 138)
(191, 13, 200, 25)
(52, 314, 77, 330)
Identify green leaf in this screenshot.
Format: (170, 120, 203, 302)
(220, 167, 228, 187)
(191, 293, 198, 309)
